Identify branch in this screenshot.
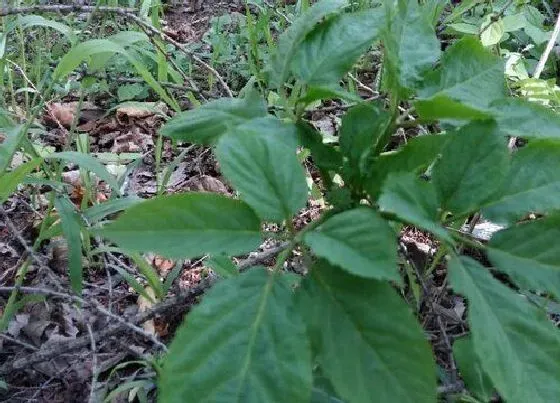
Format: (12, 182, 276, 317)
(534, 10, 560, 79)
(399, 242, 460, 387)
(0, 241, 290, 374)
(0, 5, 136, 17)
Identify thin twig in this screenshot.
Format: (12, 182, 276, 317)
(0, 286, 168, 351)
(399, 242, 459, 387)
(86, 324, 98, 403)
(0, 333, 38, 351)
(0, 206, 49, 272)
(534, 10, 560, 79)
(237, 242, 290, 271)
(0, 242, 291, 374)
(121, 12, 233, 97)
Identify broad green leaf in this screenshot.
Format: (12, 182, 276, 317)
(215, 117, 307, 221)
(206, 254, 239, 278)
(0, 124, 24, 173)
(311, 372, 344, 403)
(502, 13, 527, 32)
(297, 85, 363, 106)
(160, 269, 312, 403)
(0, 158, 42, 204)
(54, 38, 178, 111)
(298, 262, 436, 403)
(414, 94, 492, 120)
(453, 337, 494, 401)
(54, 197, 84, 294)
(483, 140, 560, 223)
(433, 121, 509, 216)
(161, 94, 267, 145)
(383, 0, 440, 91)
(304, 208, 399, 282)
(422, 0, 449, 27)
(366, 134, 447, 199)
(490, 98, 560, 139)
(99, 193, 262, 259)
(446, 22, 479, 35)
(417, 37, 505, 116)
(480, 16, 504, 46)
(378, 172, 452, 243)
(312, 388, 344, 403)
(47, 151, 120, 193)
(488, 214, 560, 299)
(296, 122, 342, 171)
(339, 102, 391, 183)
(291, 8, 384, 86)
(269, 0, 348, 88)
(449, 256, 560, 403)
(83, 197, 142, 224)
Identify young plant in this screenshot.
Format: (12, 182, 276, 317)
(3, 0, 558, 402)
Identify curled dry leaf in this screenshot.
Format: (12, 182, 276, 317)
(45, 102, 103, 129)
(137, 287, 156, 335)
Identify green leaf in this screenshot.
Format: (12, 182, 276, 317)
(449, 256, 560, 403)
(296, 122, 342, 172)
(366, 134, 446, 200)
(383, 0, 440, 91)
(446, 22, 479, 35)
(378, 172, 452, 243)
(414, 94, 493, 121)
(298, 262, 436, 403)
(433, 121, 509, 216)
(160, 95, 267, 145)
(291, 8, 384, 86)
(206, 254, 239, 278)
(297, 85, 363, 106)
(453, 337, 494, 401)
(117, 83, 148, 101)
(339, 102, 391, 182)
(304, 207, 399, 282)
(215, 117, 307, 222)
(98, 193, 262, 259)
(47, 151, 120, 193)
(54, 197, 84, 294)
(83, 197, 142, 224)
(0, 124, 24, 173)
(0, 158, 41, 204)
(490, 98, 560, 139)
(160, 269, 312, 403)
(417, 37, 505, 116)
(488, 214, 560, 299)
(483, 140, 560, 223)
(18, 15, 76, 43)
(480, 16, 505, 46)
(269, 0, 348, 88)
(54, 38, 179, 111)
(422, 0, 449, 27)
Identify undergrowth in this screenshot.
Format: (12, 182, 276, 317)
(1, 0, 560, 402)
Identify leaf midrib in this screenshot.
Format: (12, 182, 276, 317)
(314, 271, 410, 399)
(234, 273, 275, 402)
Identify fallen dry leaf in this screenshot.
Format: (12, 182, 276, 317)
(137, 287, 156, 335)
